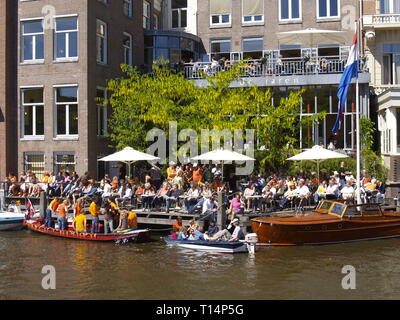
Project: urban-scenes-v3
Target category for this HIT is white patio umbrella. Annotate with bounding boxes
[286,145,348,182]
[277,28,346,47]
[191,149,255,180]
[98,147,160,178]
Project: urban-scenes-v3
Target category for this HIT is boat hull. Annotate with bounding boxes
[0,218,25,231]
[164,237,248,253]
[252,215,400,246]
[26,220,151,243]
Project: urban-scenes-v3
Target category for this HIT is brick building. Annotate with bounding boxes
[0,0,18,180]
[16,0,160,179]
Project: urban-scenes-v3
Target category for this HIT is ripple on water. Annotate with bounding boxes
[2,232,400,299]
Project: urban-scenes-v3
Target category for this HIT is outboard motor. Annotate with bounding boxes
[245,233,258,255]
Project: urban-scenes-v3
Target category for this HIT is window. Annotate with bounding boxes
[21,88,44,138]
[210,0,232,26]
[54,152,76,174]
[24,153,45,179]
[383,44,400,85]
[172,0,187,28]
[381,0,400,14]
[123,0,133,17]
[317,0,340,19]
[97,88,108,137]
[242,37,264,59]
[54,16,78,60]
[123,32,133,65]
[96,19,108,64]
[279,0,301,21]
[55,86,78,137]
[242,0,264,23]
[210,39,231,59]
[21,20,44,62]
[143,1,151,29]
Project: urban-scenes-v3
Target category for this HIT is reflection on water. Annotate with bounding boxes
[1,230,400,300]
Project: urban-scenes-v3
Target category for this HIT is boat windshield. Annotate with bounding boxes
[315,200,347,218]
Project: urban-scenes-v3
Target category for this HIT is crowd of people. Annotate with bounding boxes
[4,160,387,232]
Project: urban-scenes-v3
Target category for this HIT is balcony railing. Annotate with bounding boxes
[184,57,368,80]
[364,13,400,27]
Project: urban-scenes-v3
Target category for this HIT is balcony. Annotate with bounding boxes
[363,14,400,29]
[184,57,370,88]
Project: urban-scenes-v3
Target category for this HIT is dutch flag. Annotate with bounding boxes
[332,29,359,134]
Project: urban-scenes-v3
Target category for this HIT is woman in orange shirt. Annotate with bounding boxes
[57,200,70,230]
[74,198,83,217]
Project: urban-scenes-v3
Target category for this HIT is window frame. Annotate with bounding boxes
[316,0,340,20]
[278,0,302,22]
[20,86,45,140]
[53,15,79,62]
[20,18,45,64]
[54,85,79,139]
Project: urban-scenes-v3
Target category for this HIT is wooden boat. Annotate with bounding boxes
[164,234,258,254]
[252,200,400,246]
[0,205,26,231]
[25,219,151,243]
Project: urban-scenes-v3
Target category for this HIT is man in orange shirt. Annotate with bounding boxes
[57,200,70,230]
[89,196,101,234]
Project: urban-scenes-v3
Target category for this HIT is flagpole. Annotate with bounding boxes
[355,20,361,204]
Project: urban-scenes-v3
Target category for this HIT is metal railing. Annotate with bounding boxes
[184,57,368,80]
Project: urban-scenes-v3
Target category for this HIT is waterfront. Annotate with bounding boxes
[1,230,400,300]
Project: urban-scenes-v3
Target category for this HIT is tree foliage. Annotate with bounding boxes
[106,61,324,172]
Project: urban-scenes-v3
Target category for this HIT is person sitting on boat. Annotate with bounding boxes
[57,199,70,231]
[208,218,244,242]
[187,226,205,241]
[177,226,189,240]
[169,227,179,239]
[204,220,219,239]
[73,209,87,233]
[114,210,129,232]
[45,197,60,228]
[172,217,183,231]
[89,196,101,234]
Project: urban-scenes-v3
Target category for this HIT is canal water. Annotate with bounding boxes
[1,229,400,300]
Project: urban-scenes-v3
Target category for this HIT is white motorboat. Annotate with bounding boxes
[0,205,26,231]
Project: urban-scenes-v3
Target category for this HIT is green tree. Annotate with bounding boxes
[106,62,321,171]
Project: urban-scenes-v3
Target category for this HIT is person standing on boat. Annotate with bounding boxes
[57,199,70,231]
[45,197,60,228]
[89,196,101,233]
[73,210,87,233]
[103,198,118,234]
